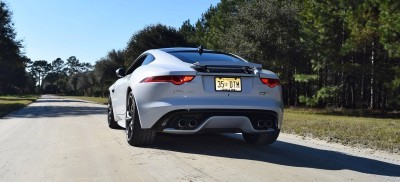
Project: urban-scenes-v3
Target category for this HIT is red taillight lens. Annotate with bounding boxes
[260,78,280,88]
[141,76,195,85]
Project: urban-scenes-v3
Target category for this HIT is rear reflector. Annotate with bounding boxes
[141,76,195,85]
[260,78,280,88]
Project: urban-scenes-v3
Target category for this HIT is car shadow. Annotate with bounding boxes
[152,133,400,177]
[3,98,106,118]
[35,99,88,103]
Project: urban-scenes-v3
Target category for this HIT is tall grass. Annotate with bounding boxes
[283,110,400,153]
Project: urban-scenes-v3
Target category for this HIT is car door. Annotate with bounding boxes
[113,55,148,116]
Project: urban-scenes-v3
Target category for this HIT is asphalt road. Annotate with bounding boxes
[0,95,399,182]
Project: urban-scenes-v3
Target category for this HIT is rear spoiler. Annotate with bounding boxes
[191,61,262,69]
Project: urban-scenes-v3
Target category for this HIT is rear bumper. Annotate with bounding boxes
[135,96,283,133]
[152,109,279,134]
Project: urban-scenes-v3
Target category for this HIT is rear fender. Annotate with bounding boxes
[259,69,279,79]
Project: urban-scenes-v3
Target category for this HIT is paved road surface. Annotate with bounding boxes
[0,95,399,181]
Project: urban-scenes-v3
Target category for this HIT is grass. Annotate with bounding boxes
[282,108,400,153]
[0,95,39,117]
[63,96,108,105]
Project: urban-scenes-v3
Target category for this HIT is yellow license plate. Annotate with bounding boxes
[215,77,242,92]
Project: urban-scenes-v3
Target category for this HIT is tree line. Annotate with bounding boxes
[1,0,399,111]
[28,57,92,95]
[178,0,400,111]
[0,2,31,94]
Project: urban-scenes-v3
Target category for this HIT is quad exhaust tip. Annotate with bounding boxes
[178,119,187,128]
[188,119,198,128]
[266,120,273,127]
[257,120,266,127]
[177,119,198,129]
[257,120,274,128]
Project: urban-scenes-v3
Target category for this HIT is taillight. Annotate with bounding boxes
[260,78,280,88]
[141,76,195,85]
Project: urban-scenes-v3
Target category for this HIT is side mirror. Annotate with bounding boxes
[116,68,126,78]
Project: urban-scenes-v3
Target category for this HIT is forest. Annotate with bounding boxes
[1,0,399,111]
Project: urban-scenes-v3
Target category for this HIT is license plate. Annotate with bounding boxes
[215,77,242,92]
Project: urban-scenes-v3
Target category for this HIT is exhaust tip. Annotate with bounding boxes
[257,120,266,128]
[177,119,187,128]
[266,120,273,128]
[188,119,198,128]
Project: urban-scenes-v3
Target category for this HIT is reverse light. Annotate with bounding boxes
[141,75,195,85]
[260,78,280,88]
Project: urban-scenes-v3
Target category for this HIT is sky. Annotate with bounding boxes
[6,0,220,65]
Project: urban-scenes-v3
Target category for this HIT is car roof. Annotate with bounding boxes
[158,47,212,53]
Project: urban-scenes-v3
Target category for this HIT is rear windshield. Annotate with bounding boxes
[169,51,245,64]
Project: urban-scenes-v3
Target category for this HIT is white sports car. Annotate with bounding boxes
[108,47,283,146]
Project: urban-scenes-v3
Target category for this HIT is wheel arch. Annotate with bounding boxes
[126,86,144,127]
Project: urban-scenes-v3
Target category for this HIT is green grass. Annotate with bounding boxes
[282,109,400,153]
[63,96,108,105]
[0,95,39,117]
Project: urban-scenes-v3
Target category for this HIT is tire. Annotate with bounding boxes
[126,92,156,146]
[107,96,120,129]
[242,129,280,145]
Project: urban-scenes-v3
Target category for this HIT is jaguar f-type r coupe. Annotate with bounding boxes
[108,47,283,146]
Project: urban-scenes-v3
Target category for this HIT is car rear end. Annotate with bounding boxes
[134,50,283,137]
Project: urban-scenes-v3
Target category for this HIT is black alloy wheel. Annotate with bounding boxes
[107,96,120,129]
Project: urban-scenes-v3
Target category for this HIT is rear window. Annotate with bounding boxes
[169,51,245,64]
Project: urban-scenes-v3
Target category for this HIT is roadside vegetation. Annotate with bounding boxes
[283,109,400,153]
[0,95,39,117]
